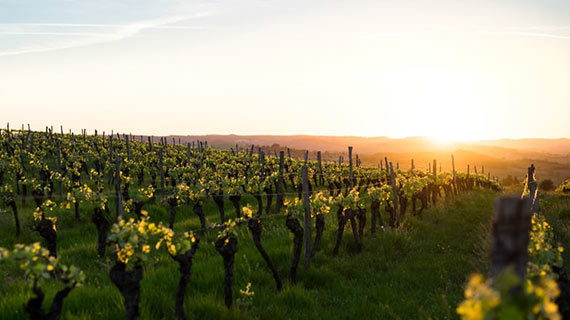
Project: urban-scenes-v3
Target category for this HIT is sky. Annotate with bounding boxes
[1,0,570,140]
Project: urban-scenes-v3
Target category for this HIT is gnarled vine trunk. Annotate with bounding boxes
[229,195,241,219]
[110,262,143,320]
[311,213,325,257]
[248,217,282,291]
[37,219,57,257]
[192,203,207,235]
[171,237,200,320]
[25,285,74,320]
[215,236,238,308]
[285,215,303,283]
[212,193,225,223]
[91,207,110,259]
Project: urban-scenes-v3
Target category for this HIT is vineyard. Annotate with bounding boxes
[0,127,564,319]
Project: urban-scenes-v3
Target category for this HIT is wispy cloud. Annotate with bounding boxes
[361,26,570,42]
[0,14,210,56]
[482,30,570,40]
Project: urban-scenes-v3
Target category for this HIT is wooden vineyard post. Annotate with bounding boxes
[482,166,485,175]
[109,134,114,162]
[527,164,539,213]
[411,159,414,170]
[147,136,152,151]
[186,143,191,166]
[159,148,165,197]
[28,132,34,153]
[304,151,309,163]
[451,154,457,195]
[490,196,532,285]
[348,146,353,189]
[317,151,323,185]
[275,151,285,213]
[125,134,131,161]
[389,162,399,227]
[56,140,63,199]
[287,148,291,159]
[384,157,389,175]
[302,165,312,269]
[115,156,123,219]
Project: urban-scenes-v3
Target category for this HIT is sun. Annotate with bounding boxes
[383,67,491,142]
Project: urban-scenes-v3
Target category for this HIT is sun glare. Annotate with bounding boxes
[375,66,490,142]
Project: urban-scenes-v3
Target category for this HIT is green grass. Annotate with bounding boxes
[0,190,500,319]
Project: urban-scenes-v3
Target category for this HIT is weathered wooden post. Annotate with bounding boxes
[490,196,532,285]
[159,148,165,197]
[348,146,354,189]
[125,134,131,161]
[186,143,191,166]
[411,159,414,170]
[147,136,152,151]
[304,150,309,163]
[56,140,62,199]
[115,156,123,218]
[389,162,399,227]
[28,132,34,153]
[302,165,312,269]
[109,134,114,162]
[276,151,285,213]
[527,164,539,213]
[317,151,323,185]
[482,166,485,175]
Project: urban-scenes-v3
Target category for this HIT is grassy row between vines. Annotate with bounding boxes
[0,189,501,319]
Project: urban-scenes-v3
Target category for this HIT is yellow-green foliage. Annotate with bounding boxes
[0,242,85,289]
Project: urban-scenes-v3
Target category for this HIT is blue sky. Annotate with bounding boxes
[1,0,570,139]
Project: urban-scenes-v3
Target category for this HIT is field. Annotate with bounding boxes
[0,130,567,320]
[0,189,500,319]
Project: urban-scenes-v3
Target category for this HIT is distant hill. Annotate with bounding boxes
[162,134,570,184]
[168,135,569,156]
